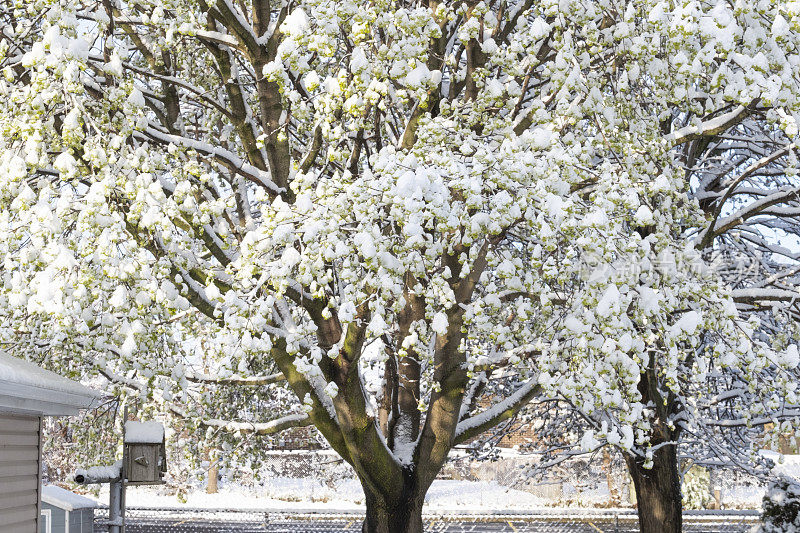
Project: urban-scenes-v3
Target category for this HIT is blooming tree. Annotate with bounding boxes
[2,0,800,532]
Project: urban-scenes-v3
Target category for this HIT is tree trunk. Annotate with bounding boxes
[602,448,621,506]
[625,443,682,533]
[205,446,218,494]
[206,460,219,494]
[361,484,424,533]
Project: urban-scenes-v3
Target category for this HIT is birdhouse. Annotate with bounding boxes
[123,421,167,485]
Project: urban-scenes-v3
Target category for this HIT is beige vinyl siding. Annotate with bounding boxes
[0,414,41,533]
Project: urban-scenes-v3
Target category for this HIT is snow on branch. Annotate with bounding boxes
[137,128,283,195]
[199,413,311,435]
[210,0,261,54]
[184,371,286,386]
[731,288,800,304]
[97,365,145,392]
[193,29,242,50]
[666,103,758,145]
[120,59,232,117]
[704,410,800,428]
[454,378,542,445]
[717,143,795,208]
[99,362,298,435]
[707,187,800,239]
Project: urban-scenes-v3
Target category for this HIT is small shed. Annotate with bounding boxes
[0,351,101,533]
[40,485,96,533]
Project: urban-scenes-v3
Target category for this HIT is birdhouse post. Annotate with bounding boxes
[76,418,167,533]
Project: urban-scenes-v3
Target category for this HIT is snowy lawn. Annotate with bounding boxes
[81,452,800,512]
[85,473,773,511]
[90,478,547,512]
[719,452,800,508]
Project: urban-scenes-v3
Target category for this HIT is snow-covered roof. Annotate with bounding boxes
[41,485,98,511]
[0,351,102,416]
[125,420,165,443]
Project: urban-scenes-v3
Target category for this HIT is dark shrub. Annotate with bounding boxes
[759,476,800,533]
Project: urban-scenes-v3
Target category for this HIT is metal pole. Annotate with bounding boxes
[121,405,128,533]
[121,478,127,533]
[109,479,122,533]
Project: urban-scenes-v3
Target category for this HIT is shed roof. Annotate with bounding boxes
[41,485,98,511]
[0,351,102,416]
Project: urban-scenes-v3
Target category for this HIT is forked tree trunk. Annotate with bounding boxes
[625,443,682,533]
[361,483,424,533]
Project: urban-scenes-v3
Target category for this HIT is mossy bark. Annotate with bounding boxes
[625,442,682,533]
[361,481,424,533]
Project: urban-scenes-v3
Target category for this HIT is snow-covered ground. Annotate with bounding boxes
[86,475,756,511]
[90,478,547,512]
[763,451,800,479]
[78,453,800,512]
[721,486,764,509]
[720,451,800,508]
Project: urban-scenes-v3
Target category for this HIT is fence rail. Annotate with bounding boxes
[94,506,761,532]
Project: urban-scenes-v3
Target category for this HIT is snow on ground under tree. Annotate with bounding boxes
[93,479,547,511]
[78,452,800,511]
[86,475,755,511]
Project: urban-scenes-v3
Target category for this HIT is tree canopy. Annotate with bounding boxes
[3,0,800,531]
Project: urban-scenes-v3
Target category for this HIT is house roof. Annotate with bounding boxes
[0,351,102,416]
[41,485,98,511]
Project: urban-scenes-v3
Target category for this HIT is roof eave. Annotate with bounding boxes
[0,380,102,416]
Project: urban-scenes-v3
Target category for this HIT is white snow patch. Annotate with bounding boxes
[431,312,449,335]
[102,478,546,511]
[673,310,702,336]
[42,485,98,510]
[633,205,654,226]
[125,421,165,443]
[779,345,800,368]
[0,351,101,399]
[75,461,122,483]
[596,285,620,318]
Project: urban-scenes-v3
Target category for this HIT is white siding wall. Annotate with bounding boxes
[0,414,41,533]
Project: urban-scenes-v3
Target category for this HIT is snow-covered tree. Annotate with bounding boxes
[515,3,800,531]
[3,1,800,532]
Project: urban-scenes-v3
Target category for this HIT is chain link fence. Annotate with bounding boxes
[93,507,761,532]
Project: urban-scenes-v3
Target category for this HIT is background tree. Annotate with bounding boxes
[516,3,800,532]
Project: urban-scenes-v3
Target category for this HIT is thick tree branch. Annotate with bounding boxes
[454,379,542,445]
[666,102,759,145]
[185,371,286,386]
[198,413,311,434]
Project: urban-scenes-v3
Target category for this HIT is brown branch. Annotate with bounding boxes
[666,101,760,146]
[454,380,542,445]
